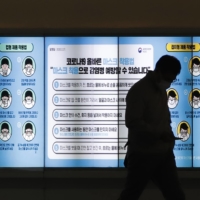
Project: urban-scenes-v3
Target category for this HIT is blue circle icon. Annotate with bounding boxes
[54,111,59,118]
[54,96,59,103]
[54,144,59,151]
[138,47,142,53]
[54,81,59,88]
[54,128,59,134]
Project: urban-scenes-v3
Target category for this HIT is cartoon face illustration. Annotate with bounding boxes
[22,90,35,109]
[23,123,35,141]
[0,58,11,77]
[0,123,11,141]
[0,90,12,109]
[167,90,178,109]
[190,57,200,76]
[178,122,190,142]
[190,90,200,109]
[23,58,35,76]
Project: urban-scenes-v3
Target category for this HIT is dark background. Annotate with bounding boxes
[1,0,200,36]
[1,0,200,199]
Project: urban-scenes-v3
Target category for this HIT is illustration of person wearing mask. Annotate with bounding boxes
[23,122,35,141]
[22,90,35,109]
[0,58,11,77]
[23,58,35,76]
[189,57,200,76]
[178,122,190,142]
[0,90,12,109]
[0,122,11,141]
[167,90,178,109]
[190,90,200,109]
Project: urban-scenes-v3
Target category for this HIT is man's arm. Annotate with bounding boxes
[125,87,170,140]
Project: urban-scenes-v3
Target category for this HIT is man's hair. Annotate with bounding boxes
[1,90,9,98]
[168,90,176,98]
[155,55,181,75]
[180,123,188,131]
[192,90,200,98]
[25,58,33,66]
[25,123,33,130]
[191,58,200,68]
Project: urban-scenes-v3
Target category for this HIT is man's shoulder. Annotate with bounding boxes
[130,75,151,90]
[126,76,149,98]
[127,74,158,100]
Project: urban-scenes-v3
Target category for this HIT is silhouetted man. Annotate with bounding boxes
[118,55,185,200]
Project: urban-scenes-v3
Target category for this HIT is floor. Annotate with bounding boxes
[0,169,200,200]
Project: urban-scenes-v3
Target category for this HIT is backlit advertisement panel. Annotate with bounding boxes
[0,37,44,167]
[1,36,200,168]
[45,37,119,167]
[192,37,200,167]
[119,37,193,167]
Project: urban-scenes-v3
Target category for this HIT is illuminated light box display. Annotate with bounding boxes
[45,37,119,167]
[0,37,44,167]
[0,36,199,167]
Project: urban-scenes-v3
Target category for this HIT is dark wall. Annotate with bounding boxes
[1,0,200,35]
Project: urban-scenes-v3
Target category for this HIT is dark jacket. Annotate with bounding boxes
[125,71,175,157]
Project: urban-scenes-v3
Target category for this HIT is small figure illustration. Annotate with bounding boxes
[0,58,11,77]
[23,122,35,141]
[23,90,35,109]
[23,58,35,76]
[190,90,200,109]
[178,122,190,142]
[0,90,12,109]
[0,122,11,141]
[167,90,178,109]
[189,57,200,76]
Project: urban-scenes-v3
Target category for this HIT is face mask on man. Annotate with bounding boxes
[25,97,32,104]
[193,98,200,105]
[2,69,8,76]
[25,65,33,75]
[2,130,9,137]
[2,97,9,106]
[193,64,200,72]
[168,97,175,105]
